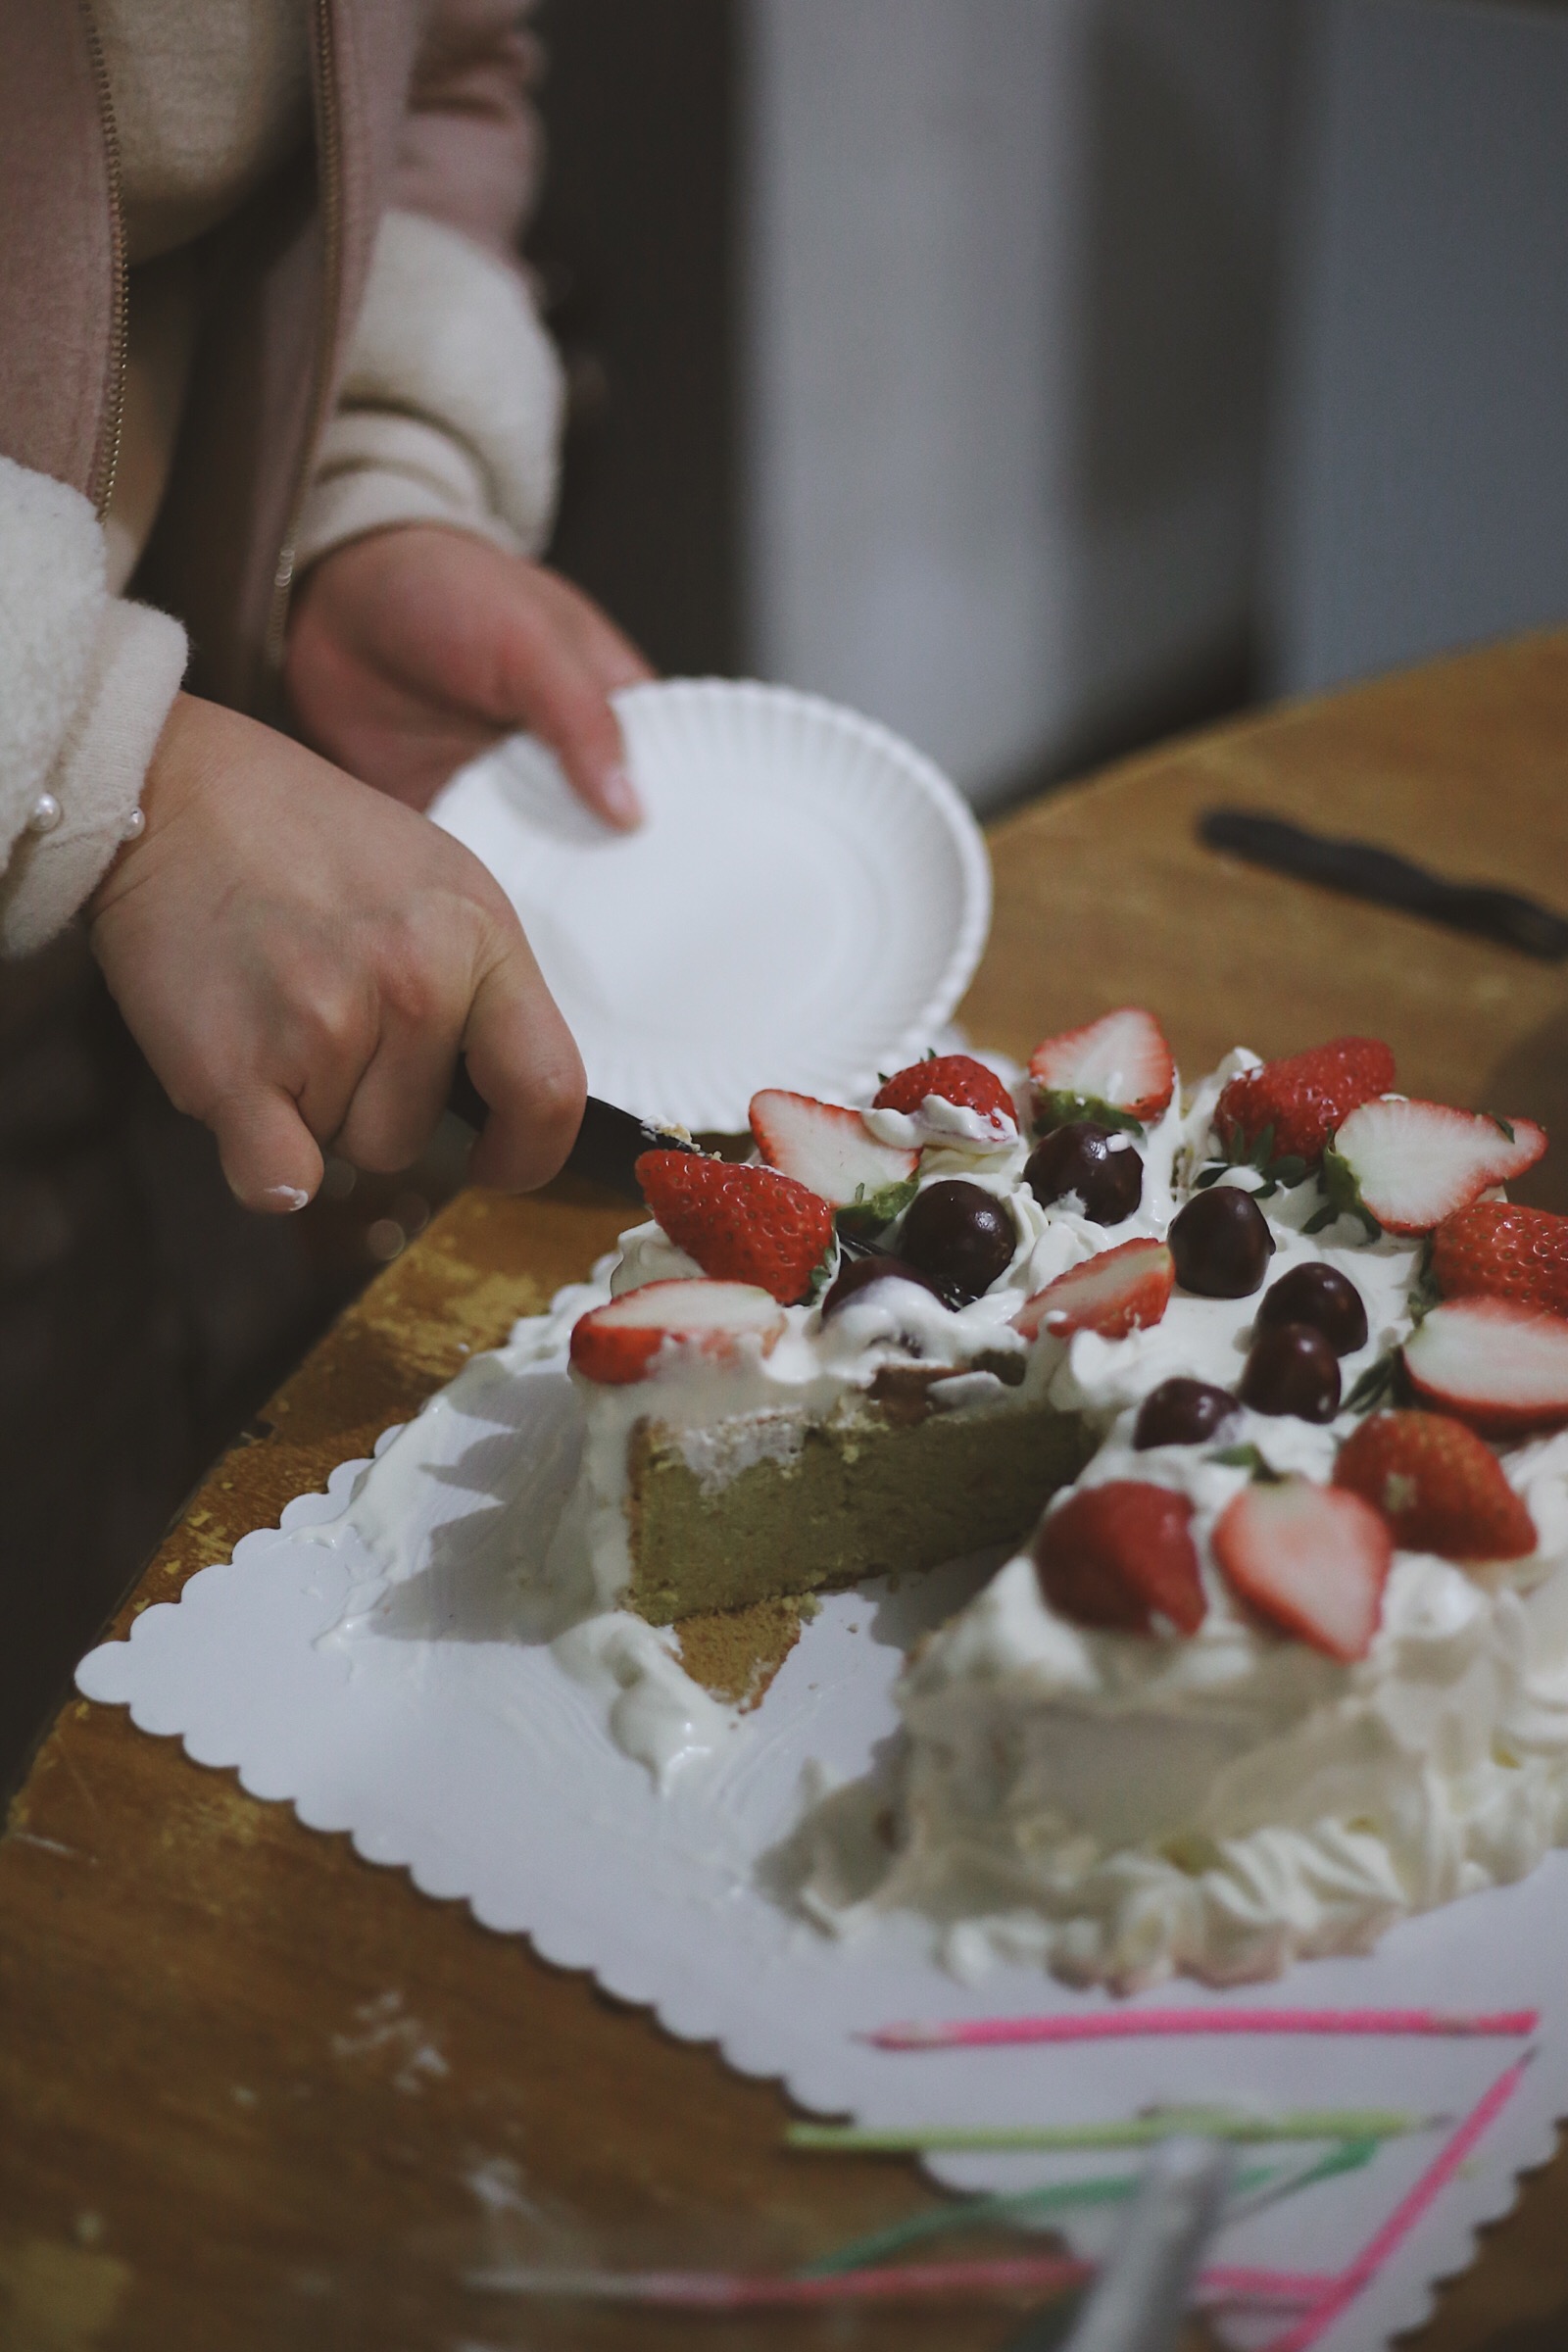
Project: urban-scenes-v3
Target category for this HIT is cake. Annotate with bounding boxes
[563,1008,1568,1984]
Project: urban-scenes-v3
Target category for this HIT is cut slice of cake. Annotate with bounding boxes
[565,1028,1182,1625]
[622,1375,1092,1625]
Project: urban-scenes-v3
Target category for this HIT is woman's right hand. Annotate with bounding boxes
[88,692,584,1211]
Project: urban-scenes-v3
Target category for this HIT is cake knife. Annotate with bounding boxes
[445,1063,699,1200]
[1199,807,1568,959]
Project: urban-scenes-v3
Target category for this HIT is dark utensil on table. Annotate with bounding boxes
[1199,808,1568,960]
[446,1065,698,1200]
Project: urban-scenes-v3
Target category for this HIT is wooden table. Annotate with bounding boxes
[6,631,1568,2350]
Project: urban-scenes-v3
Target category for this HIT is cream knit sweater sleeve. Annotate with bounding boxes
[295,208,565,571]
[0,456,187,957]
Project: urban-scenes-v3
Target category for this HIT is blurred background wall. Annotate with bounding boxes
[1268,0,1568,698]
[538,0,1568,804]
[743,0,1295,804]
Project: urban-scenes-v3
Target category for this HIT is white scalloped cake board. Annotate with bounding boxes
[77,1329,1568,2351]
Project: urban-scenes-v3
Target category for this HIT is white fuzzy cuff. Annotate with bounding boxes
[0,601,187,956]
[296,412,523,573]
[0,456,105,864]
[298,208,564,567]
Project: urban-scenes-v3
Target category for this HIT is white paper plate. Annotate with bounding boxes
[429,679,991,1132]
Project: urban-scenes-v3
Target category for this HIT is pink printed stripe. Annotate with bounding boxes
[466,2256,1337,2311]
[867,2007,1538,2051]
[1259,2056,1530,2352]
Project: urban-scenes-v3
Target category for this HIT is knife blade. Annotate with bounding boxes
[1199,808,1568,960]
[446,1065,700,1200]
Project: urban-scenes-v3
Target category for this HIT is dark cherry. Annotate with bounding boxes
[1255,1262,1368,1357]
[1133,1378,1238,1450]
[1025,1121,1143,1227]
[897,1180,1017,1304]
[1168,1187,1275,1298]
[1239,1323,1342,1422]
[821,1252,946,1321]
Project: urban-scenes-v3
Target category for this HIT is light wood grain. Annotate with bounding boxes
[6,631,1568,2350]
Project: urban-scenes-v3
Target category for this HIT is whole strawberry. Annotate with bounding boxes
[1335,1408,1536,1562]
[873,1054,1017,1132]
[1214,1037,1395,1166]
[1033,1480,1205,1635]
[1432,1200,1568,1318]
[635,1151,835,1305]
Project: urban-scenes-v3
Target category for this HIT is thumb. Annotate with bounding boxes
[206,1085,325,1214]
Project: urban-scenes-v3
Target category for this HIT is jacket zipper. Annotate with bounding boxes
[79,1,128,519]
[265,0,345,677]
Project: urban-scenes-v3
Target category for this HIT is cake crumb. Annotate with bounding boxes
[674,1594,808,1708]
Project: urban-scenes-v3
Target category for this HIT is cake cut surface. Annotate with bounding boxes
[624,1388,1091,1624]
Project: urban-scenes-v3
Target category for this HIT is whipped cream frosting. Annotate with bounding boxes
[794,1057,1568,1987]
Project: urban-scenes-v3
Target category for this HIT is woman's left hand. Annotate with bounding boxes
[284,523,655,827]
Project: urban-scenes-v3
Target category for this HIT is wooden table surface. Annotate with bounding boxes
[7,632,1568,2351]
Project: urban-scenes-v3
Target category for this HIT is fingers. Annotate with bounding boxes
[499,573,655,834]
[333,1001,458,1175]
[563,584,657,697]
[207,1086,325,1213]
[461,938,586,1193]
[521,656,643,831]
[292,527,658,831]
[331,864,584,1193]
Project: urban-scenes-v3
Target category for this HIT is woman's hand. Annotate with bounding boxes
[283,524,655,824]
[89,693,584,1210]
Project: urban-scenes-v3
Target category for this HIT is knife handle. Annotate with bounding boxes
[445,1064,697,1201]
[446,1060,491,1135]
[1199,808,1568,961]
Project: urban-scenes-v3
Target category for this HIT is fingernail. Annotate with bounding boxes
[600,764,643,829]
[266,1184,312,1212]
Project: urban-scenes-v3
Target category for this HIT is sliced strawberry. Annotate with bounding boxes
[569,1279,786,1385]
[635,1151,835,1306]
[1214,1036,1395,1166]
[1014,1237,1174,1343]
[1212,1479,1392,1662]
[1334,1408,1536,1562]
[871,1054,1018,1138]
[1033,1480,1205,1635]
[1327,1099,1548,1235]
[1431,1200,1568,1317]
[1028,1007,1175,1130]
[1402,1298,1568,1437]
[749,1089,918,1212]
